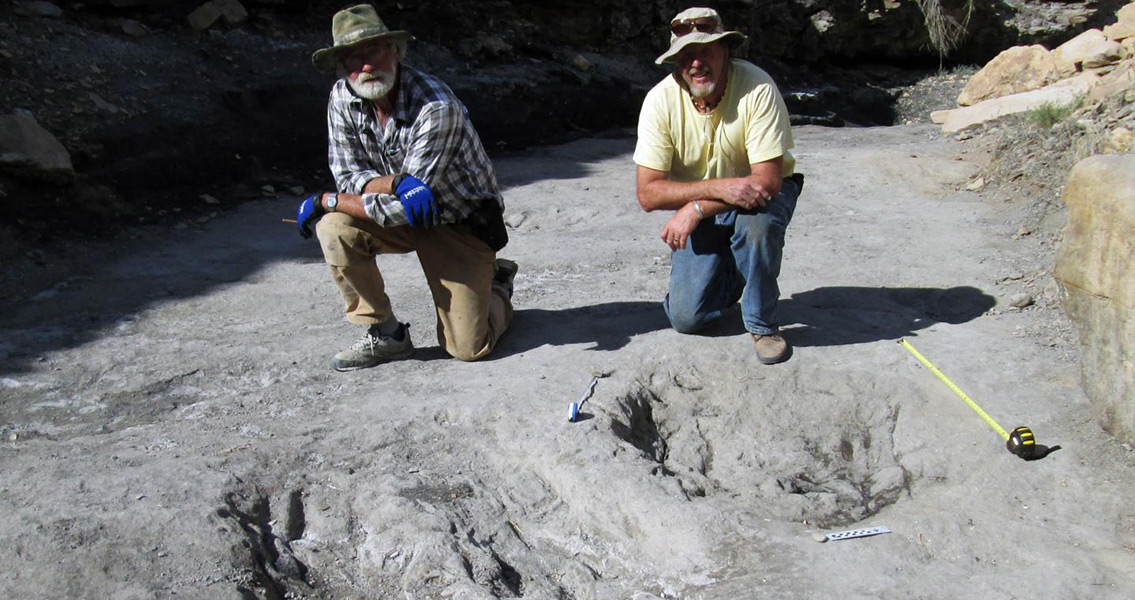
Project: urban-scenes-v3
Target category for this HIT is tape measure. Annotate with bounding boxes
[1007,426,1037,459]
[900,339,1042,460]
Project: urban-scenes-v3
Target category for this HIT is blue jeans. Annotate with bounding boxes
[664,176,801,336]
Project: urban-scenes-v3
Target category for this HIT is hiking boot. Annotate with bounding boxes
[331,323,414,371]
[493,258,519,299]
[752,331,791,365]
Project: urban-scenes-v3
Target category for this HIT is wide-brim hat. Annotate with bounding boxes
[312,4,414,73]
[655,7,747,65]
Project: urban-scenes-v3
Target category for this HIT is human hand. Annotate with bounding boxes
[660,203,702,251]
[717,177,772,210]
[297,193,326,239]
[393,174,438,227]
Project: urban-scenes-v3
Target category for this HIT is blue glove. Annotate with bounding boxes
[297,194,325,239]
[393,174,438,228]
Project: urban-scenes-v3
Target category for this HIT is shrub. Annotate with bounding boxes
[1029,100,1080,129]
[917,0,975,62]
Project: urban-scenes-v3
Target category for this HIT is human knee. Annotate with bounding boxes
[317,213,367,264]
[446,339,491,362]
[668,309,709,334]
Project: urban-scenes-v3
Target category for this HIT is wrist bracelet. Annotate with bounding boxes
[692,200,705,219]
[391,173,407,194]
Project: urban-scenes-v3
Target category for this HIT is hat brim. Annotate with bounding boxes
[655,31,747,65]
[312,30,414,73]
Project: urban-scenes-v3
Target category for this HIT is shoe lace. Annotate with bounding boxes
[351,332,381,352]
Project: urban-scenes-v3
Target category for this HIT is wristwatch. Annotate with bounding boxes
[324,193,338,212]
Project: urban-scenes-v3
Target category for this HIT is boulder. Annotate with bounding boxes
[1055,155,1135,445]
[1081,44,1126,69]
[214,0,248,26]
[1103,2,1135,42]
[0,111,75,183]
[1052,29,1123,77]
[186,2,222,30]
[1087,60,1135,104]
[936,74,1094,133]
[1104,127,1134,153]
[187,0,245,30]
[957,45,1058,106]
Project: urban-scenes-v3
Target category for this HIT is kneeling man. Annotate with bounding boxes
[299,4,515,371]
[634,7,803,365]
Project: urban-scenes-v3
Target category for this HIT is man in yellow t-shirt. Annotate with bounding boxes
[634,7,803,365]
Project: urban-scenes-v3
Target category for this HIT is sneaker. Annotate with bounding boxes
[493,258,519,299]
[752,331,791,365]
[331,323,414,371]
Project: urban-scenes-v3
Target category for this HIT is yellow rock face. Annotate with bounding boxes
[1055,155,1135,444]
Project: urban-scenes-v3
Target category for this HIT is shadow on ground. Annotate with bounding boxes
[702,285,996,346]
[782,285,997,346]
[489,301,670,358]
[0,136,647,377]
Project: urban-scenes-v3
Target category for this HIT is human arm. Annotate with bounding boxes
[324,84,435,227]
[636,158,783,214]
[351,102,461,227]
[294,191,370,238]
[641,159,784,250]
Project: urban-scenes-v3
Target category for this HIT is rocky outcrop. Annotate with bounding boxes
[1103,1,1135,40]
[1053,29,1123,76]
[933,1,1135,132]
[1055,155,1135,445]
[957,45,1057,106]
[931,74,1095,132]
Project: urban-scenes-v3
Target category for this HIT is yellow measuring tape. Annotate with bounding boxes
[899,339,1010,441]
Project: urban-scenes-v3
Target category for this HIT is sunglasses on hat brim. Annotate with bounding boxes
[670,16,721,36]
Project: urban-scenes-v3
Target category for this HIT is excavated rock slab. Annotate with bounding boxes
[1056,154,1135,444]
[957,45,1058,107]
[933,74,1095,132]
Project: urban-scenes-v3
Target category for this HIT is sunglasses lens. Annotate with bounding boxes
[670,18,718,36]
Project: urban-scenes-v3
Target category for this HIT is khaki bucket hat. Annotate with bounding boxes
[655,7,747,65]
[311,4,414,73]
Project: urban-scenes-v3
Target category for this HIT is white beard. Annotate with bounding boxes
[688,80,716,99]
[686,68,717,99]
[347,70,395,100]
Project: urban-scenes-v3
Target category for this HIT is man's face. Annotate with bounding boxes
[341,39,399,100]
[675,41,728,100]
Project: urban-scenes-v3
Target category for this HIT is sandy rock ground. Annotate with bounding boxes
[2,125,1135,599]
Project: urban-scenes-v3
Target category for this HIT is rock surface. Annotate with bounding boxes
[0,111,75,183]
[1055,154,1135,445]
[934,2,1135,132]
[3,125,1133,599]
[1053,29,1123,76]
[1103,1,1135,41]
[933,74,1095,133]
[957,44,1058,106]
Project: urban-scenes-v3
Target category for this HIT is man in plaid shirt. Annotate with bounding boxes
[298,4,516,371]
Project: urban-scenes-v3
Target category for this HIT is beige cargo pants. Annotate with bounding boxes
[315,212,513,362]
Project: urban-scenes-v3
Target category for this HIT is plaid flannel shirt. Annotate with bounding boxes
[326,65,503,228]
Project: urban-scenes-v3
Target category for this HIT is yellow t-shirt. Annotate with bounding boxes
[634,59,795,181]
